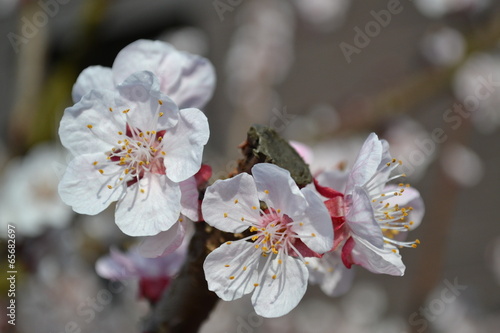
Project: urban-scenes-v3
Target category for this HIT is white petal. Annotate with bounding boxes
[345,133,383,193]
[117,71,179,131]
[252,163,306,217]
[115,174,181,236]
[294,187,333,254]
[165,51,216,109]
[202,173,261,233]
[203,240,260,301]
[351,236,405,276]
[346,186,384,248]
[162,108,209,182]
[384,185,425,230]
[307,252,354,297]
[72,66,114,103]
[138,220,185,258]
[112,39,215,109]
[252,256,308,318]
[58,153,125,215]
[179,176,200,221]
[59,89,127,156]
[113,39,182,93]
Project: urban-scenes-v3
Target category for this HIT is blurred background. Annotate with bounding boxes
[1,0,500,332]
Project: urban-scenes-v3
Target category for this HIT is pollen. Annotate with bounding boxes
[229,276,235,280]
[242,266,247,271]
[158,100,163,105]
[234,199,239,204]
[118,131,123,135]
[272,275,277,280]
[252,206,257,210]
[278,259,282,264]
[98,169,104,174]
[223,213,228,218]
[109,107,113,112]
[264,190,269,194]
[87,124,93,129]
[159,112,164,117]
[392,249,397,253]
[226,241,232,245]
[254,283,259,287]
[92,161,98,166]
[122,109,130,114]
[161,151,166,156]
[107,185,112,189]
[140,189,145,194]
[224,264,230,267]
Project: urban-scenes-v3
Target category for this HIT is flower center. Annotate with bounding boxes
[107,124,167,186]
[249,210,295,257]
[86,101,168,194]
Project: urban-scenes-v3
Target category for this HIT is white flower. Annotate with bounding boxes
[72,39,216,109]
[58,71,209,237]
[202,163,333,318]
[316,133,424,276]
[0,143,73,238]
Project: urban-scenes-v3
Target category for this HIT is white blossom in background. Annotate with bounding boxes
[225,0,295,114]
[0,142,73,238]
[96,239,188,302]
[202,163,333,317]
[315,133,424,276]
[440,143,484,187]
[382,117,436,181]
[58,71,209,239]
[292,0,350,33]
[420,26,466,67]
[413,0,490,18]
[72,39,216,110]
[453,52,500,133]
